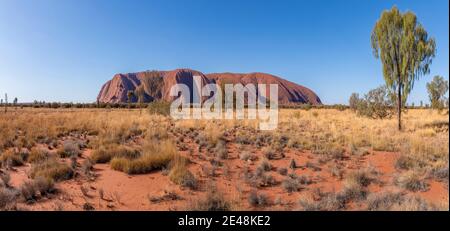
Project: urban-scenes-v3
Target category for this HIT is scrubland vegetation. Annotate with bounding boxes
[0,106,448,211]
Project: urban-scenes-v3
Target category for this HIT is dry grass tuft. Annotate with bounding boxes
[30,158,74,181]
[91,144,140,163]
[110,140,176,174]
[168,155,197,190]
[187,186,231,211]
[28,148,50,163]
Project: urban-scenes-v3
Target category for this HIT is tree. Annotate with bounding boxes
[426,75,449,110]
[371,6,436,130]
[349,93,361,111]
[134,85,146,115]
[127,90,135,109]
[4,93,7,113]
[13,97,18,109]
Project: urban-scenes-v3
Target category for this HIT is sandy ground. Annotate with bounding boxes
[5,132,448,211]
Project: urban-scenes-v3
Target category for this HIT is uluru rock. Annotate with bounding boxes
[97,68,322,105]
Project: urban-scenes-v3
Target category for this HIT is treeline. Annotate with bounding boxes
[11,101,443,110]
[15,101,149,109]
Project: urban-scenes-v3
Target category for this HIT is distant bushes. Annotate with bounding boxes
[349,85,394,119]
[20,101,151,109]
[147,101,171,116]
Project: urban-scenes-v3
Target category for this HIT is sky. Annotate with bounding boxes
[0,0,448,104]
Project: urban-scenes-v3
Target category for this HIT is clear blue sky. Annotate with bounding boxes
[0,0,448,104]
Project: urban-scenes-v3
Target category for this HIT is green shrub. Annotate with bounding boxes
[355,85,394,119]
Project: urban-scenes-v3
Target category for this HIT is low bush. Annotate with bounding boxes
[0,172,11,187]
[213,140,228,160]
[366,191,404,211]
[30,158,74,181]
[187,187,231,211]
[394,171,429,192]
[20,177,55,202]
[263,147,276,160]
[352,85,394,119]
[0,188,16,209]
[298,193,346,211]
[345,170,373,187]
[367,191,438,211]
[91,144,140,163]
[282,177,300,193]
[28,148,50,163]
[57,140,82,158]
[239,151,256,162]
[257,158,272,172]
[248,191,269,207]
[169,156,197,190]
[0,149,24,167]
[110,140,176,174]
[81,158,94,177]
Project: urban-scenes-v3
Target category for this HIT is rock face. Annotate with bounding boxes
[97,68,322,105]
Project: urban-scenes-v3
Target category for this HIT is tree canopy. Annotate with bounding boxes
[426,75,449,109]
[371,6,435,129]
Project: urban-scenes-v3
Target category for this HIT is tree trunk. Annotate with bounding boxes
[397,80,402,131]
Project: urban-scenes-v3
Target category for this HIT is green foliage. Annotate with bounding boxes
[127,90,135,104]
[371,6,436,129]
[426,75,449,110]
[349,93,361,111]
[355,86,394,119]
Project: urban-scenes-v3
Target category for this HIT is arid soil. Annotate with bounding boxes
[0,108,448,211]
